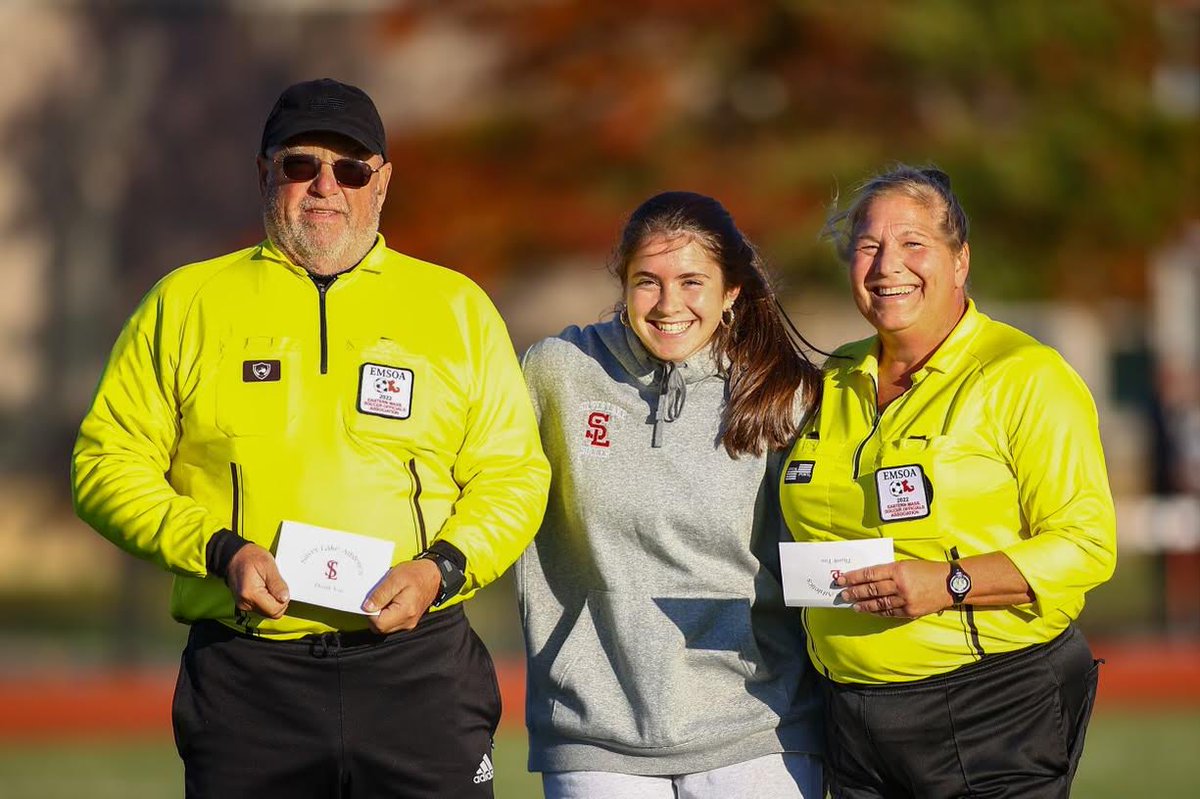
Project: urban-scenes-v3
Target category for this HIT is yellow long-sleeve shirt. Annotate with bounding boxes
[781,301,1116,684]
[73,236,550,639]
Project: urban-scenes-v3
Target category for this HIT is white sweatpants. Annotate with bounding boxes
[542,753,823,799]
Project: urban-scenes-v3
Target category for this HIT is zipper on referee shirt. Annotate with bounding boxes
[852,375,882,480]
[309,273,337,375]
[230,462,254,631]
[407,458,428,551]
[800,608,832,679]
[229,462,244,536]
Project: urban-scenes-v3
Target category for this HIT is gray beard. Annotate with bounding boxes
[262,187,382,275]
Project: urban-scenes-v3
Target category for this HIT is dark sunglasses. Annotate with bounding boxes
[276,154,383,188]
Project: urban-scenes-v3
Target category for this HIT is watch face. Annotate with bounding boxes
[949,572,971,595]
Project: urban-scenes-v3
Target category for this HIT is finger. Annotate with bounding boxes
[250,586,288,619]
[841,580,898,603]
[839,565,891,586]
[371,607,410,635]
[371,598,421,634]
[264,569,290,606]
[246,556,289,617]
[854,593,906,616]
[234,589,276,618]
[362,570,401,615]
[231,574,265,612]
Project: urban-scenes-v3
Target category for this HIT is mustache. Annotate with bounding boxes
[297,199,349,214]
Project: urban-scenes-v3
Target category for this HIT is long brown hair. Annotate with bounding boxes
[612,191,823,457]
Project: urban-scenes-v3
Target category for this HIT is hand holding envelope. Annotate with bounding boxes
[274,521,395,615]
[778,539,896,607]
[226,543,290,619]
[360,557,444,634]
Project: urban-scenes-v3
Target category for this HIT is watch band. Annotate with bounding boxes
[947,559,972,605]
[417,548,467,607]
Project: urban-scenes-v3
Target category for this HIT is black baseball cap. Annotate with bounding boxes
[260,78,387,158]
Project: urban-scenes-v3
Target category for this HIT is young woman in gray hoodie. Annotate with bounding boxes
[518,192,826,798]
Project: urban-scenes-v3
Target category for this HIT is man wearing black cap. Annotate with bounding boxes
[72,78,550,797]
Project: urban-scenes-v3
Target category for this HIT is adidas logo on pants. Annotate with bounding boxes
[474,753,494,784]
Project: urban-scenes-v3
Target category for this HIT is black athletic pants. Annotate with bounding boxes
[172,606,502,798]
[822,625,1101,799]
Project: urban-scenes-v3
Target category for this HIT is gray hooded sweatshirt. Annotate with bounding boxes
[517,318,823,775]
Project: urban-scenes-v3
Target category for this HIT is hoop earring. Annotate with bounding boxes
[618,304,629,327]
[721,306,735,328]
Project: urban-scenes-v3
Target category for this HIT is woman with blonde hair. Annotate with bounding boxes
[782,165,1116,798]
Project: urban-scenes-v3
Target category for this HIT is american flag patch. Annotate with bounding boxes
[784,460,815,484]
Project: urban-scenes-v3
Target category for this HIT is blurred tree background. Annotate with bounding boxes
[376,0,1197,302]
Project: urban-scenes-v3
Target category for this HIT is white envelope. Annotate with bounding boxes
[274,520,396,615]
[779,539,896,608]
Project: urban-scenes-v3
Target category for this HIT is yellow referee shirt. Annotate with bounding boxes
[73,236,550,639]
[781,301,1116,684]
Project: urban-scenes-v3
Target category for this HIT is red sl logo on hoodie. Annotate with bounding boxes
[585,411,611,448]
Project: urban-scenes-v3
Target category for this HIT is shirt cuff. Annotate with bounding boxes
[425,538,468,573]
[205,529,250,579]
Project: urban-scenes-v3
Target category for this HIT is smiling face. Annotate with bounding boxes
[849,190,970,351]
[623,234,740,363]
[258,132,392,275]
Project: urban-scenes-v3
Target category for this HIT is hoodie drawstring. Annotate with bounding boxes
[652,361,687,447]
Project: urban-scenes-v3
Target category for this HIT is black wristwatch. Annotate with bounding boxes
[417,548,467,607]
[947,560,972,605]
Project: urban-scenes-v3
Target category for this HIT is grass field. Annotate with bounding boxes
[0,710,1196,798]
[0,728,539,799]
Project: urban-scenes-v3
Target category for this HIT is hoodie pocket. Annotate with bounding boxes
[547,590,784,750]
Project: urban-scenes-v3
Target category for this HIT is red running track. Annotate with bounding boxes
[1,639,1197,742]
